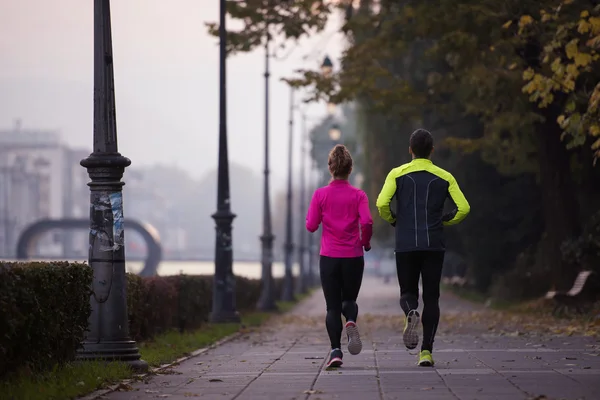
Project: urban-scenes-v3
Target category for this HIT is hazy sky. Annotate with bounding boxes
[0,0,345,189]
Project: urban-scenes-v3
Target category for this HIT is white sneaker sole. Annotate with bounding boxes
[403,310,420,350]
[327,357,343,368]
[346,322,362,355]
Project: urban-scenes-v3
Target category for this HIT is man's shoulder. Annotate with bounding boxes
[426,163,456,183]
[387,163,412,178]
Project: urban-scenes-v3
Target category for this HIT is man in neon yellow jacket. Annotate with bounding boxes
[376,129,470,367]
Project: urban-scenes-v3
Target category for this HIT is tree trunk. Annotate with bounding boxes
[535,111,581,290]
[578,140,600,219]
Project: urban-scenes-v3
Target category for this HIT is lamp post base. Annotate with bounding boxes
[209,310,241,323]
[77,340,149,372]
[257,233,278,312]
[281,277,296,302]
[256,299,278,312]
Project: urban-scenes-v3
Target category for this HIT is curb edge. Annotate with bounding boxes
[79,331,243,400]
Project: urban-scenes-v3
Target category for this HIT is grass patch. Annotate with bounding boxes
[0,362,131,400]
[140,323,241,367]
[442,284,517,310]
[442,284,487,304]
[0,296,310,400]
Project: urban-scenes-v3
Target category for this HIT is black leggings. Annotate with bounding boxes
[395,251,445,352]
[320,255,365,350]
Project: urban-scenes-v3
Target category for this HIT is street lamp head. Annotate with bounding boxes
[327,102,336,115]
[321,55,333,77]
[328,124,341,141]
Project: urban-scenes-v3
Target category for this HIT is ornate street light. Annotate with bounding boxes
[321,55,333,77]
[329,124,342,141]
[210,0,240,323]
[77,0,147,371]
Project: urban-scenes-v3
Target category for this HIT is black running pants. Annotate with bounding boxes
[320,255,365,350]
[395,251,445,352]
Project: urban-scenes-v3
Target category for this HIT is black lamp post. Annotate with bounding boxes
[321,55,333,77]
[281,87,296,302]
[257,30,278,311]
[77,0,147,371]
[306,159,317,287]
[296,112,308,294]
[210,0,240,323]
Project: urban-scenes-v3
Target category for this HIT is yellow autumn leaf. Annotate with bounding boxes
[522,80,537,95]
[541,10,552,23]
[592,137,600,150]
[579,19,591,34]
[563,78,576,92]
[581,10,590,18]
[566,63,579,76]
[589,17,600,34]
[502,20,513,29]
[565,39,580,59]
[590,125,600,136]
[522,67,535,80]
[574,52,593,66]
[557,115,566,125]
[519,15,534,28]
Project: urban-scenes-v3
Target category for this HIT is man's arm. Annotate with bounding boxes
[443,175,470,226]
[376,170,398,224]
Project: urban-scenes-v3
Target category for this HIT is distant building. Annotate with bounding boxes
[0,120,89,258]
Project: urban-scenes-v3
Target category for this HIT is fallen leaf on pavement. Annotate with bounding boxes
[115,383,134,392]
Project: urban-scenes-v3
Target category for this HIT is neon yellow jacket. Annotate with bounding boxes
[376,158,470,251]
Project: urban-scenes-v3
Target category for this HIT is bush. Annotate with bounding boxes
[1,262,282,380]
[561,210,600,275]
[489,244,553,302]
[128,274,283,341]
[0,262,92,378]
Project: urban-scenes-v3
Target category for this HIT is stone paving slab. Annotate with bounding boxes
[98,276,600,400]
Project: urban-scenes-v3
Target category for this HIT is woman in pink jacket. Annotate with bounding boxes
[306,144,373,368]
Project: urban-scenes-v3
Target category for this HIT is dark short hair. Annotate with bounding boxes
[409,129,434,158]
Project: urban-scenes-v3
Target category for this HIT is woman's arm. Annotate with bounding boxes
[358,191,373,247]
[305,190,322,233]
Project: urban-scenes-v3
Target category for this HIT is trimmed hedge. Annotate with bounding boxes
[0,262,92,378]
[0,261,282,379]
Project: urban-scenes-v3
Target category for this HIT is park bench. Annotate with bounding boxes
[545,270,599,316]
[442,275,466,287]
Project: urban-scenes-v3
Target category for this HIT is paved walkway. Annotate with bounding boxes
[101,276,600,400]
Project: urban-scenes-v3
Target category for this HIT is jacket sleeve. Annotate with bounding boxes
[376,170,397,224]
[442,175,470,226]
[358,191,373,247]
[305,190,322,232]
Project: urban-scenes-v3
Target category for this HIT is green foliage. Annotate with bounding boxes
[205,0,330,55]
[516,2,600,162]
[0,262,92,378]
